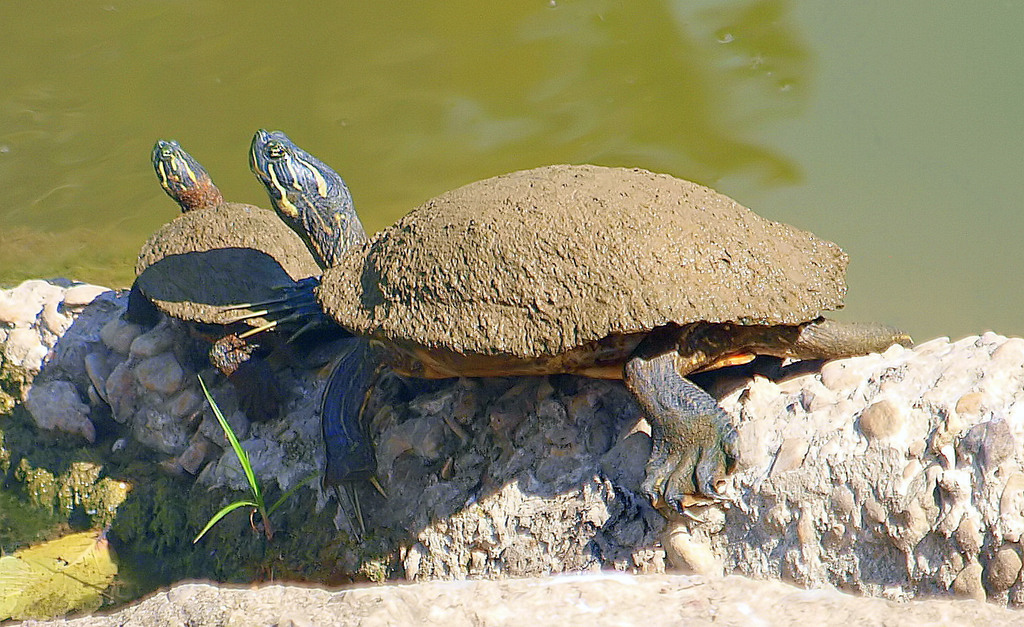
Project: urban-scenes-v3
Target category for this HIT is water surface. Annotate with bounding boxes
[1,1,1021,341]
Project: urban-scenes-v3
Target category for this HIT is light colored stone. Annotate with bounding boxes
[24,380,95,442]
[2,327,48,371]
[63,283,111,308]
[858,399,904,441]
[665,526,723,576]
[952,562,986,601]
[986,546,1022,592]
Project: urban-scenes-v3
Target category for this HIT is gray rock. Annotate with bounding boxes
[99,317,142,355]
[134,353,184,395]
[24,380,95,442]
[129,320,176,358]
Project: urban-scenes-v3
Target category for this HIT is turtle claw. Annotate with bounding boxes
[625,351,737,515]
[642,436,734,515]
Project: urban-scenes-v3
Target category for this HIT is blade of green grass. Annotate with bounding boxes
[198,375,263,508]
[192,500,258,543]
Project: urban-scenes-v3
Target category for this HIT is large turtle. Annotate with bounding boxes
[250,136,910,513]
[127,139,339,420]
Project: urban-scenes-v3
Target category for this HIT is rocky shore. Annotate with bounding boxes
[4,277,1024,622]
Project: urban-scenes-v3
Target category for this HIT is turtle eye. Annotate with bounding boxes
[266,141,287,160]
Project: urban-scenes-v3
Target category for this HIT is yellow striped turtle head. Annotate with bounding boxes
[249,129,366,268]
[152,140,224,212]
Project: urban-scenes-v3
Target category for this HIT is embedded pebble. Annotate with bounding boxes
[770,437,808,476]
[986,547,1023,592]
[24,380,95,442]
[857,399,904,441]
[177,434,216,475]
[956,392,986,416]
[952,562,986,600]
[134,353,185,394]
[167,387,203,420]
[664,526,723,576]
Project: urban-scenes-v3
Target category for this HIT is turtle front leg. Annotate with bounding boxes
[624,352,736,512]
[209,334,282,422]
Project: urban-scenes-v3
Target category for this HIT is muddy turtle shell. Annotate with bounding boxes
[135,202,321,325]
[318,165,849,358]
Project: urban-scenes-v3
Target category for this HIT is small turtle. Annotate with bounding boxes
[126,139,328,420]
[250,143,910,512]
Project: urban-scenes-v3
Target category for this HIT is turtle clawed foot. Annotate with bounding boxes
[642,429,736,515]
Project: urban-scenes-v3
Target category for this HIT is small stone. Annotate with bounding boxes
[105,361,138,423]
[958,420,1015,471]
[133,407,189,455]
[664,525,723,576]
[129,321,176,357]
[177,435,215,475]
[84,351,113,402]
[985,546,1022,592]
[990,337,1024,369]
[858,400,904,441]
[167,387,203,420]
[100,317,143,354]
[820,360,864,393]
[954,516,978,557]
[956,392,985,416]
[24,381,95,442]
[135,353,185,395]
[63,284,110,308]
[199,409,250,447]
[3,327,47,371]
[770,437,809,476]
[951,562,986,600]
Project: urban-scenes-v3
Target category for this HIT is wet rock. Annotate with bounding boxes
[24,380,95,442]
[176,434,216,475]
[84,350,113,403]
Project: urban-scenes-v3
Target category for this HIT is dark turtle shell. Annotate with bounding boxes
[135,202,321,325]
[318,165,849,359]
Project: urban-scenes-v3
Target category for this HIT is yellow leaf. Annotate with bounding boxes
[0,530,118,621]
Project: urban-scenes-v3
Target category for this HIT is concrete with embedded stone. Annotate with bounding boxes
[8,277,1024,610]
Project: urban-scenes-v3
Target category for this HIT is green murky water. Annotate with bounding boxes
[1,1,1022,341]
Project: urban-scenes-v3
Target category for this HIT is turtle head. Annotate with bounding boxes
[249,129,367,269]
[152,140,224,212]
